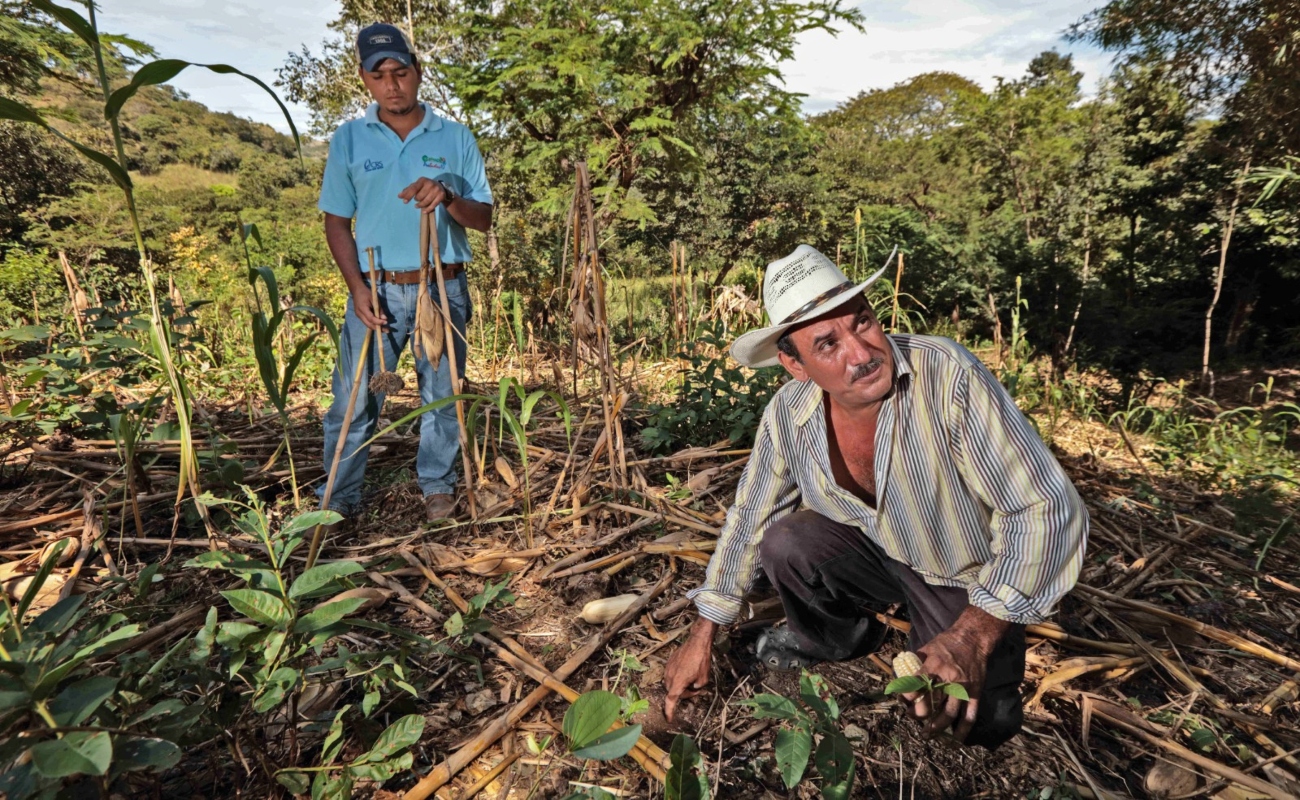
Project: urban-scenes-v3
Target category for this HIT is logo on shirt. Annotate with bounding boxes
[421,155,446,170]
[364,159,384,172]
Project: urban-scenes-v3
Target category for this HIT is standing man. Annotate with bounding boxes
[317,22,493,524]
[662,245,1087,749]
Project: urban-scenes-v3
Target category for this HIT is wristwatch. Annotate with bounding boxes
[437,180,457,207]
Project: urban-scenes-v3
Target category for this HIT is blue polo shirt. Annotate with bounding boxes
[319,103,492,270]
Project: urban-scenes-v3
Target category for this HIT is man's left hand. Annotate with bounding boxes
[399,177,450,211]
[900,606,1009,743]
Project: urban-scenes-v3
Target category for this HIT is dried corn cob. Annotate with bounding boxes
[893,651,923,678]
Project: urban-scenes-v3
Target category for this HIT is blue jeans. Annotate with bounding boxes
[317,272,470,513]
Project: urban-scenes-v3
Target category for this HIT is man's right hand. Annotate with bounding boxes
[664,617,716,722]
[350,283,389,331]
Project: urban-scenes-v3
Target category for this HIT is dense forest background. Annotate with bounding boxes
[4,0,1297,403]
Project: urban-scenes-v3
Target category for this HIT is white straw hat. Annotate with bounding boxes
[730,244,896,368]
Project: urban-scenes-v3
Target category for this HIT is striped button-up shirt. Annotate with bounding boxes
[688,334,1087,626]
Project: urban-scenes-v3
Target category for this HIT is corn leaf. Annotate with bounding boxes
[0,97,132,192]
[104,60,302,163]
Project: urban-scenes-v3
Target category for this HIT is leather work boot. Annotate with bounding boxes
[424,493,457,523]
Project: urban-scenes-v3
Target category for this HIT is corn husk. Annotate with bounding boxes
[413,271,446,365]
[580,594,639,624]
[465,552,530,577]
[495,457,518,490]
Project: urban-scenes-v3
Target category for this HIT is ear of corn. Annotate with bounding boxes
[893,651,923,677]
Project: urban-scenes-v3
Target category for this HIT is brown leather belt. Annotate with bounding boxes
[366,264,464,285]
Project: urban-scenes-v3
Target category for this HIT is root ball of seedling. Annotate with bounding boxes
[368,371,405,396]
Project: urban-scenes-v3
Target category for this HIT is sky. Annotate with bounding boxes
[95,0,1116,135]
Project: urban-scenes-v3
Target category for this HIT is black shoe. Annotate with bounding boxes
[756,627,820,671]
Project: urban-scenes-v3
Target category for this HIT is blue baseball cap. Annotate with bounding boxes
[356,23,415,72]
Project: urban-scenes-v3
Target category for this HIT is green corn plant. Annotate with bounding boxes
[740,671,855,800]
[242,222,338,507]
[1,0,301,537]
[360,377,572,546]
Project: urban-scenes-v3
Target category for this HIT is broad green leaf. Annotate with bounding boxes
[253,667,300,713]
[357,714,424,763]
[114,737,181,773]
[563,690,623,750]
[348,751,412,783]
[281,510,343,539]
[664,734,709,800]
[30,731,112,778]
[288,562,363,599]
[799,671,840,722]
[775,727,812,789]
[0,325,50,342]
[571,724,642,761]
[740,693,799,721]
[321,704,351,763]
[277,771,310,794]
[884,675,929,695]
[221,588,292,629]
[104,60,302,163]
[813,731,854,800]
[941,683,970,701]
[49,676,118,726]
[295,596,368,634]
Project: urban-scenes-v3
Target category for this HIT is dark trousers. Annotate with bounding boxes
[759,510,1026,750]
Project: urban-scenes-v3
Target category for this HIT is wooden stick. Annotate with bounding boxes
[0,492,174,535]
[305,324,373,569]
[403,568,676,800]
[427,211,479,520]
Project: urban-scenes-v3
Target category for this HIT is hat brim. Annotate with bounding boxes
[730,261,891,368]
[362,51,413,72]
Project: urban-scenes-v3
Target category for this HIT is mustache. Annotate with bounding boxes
[850,357,885,383]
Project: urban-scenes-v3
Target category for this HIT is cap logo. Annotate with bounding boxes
[369,34,394,45]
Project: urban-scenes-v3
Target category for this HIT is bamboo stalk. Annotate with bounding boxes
[403,568,676,800]
[305,325,373,569]
[427,211,479,520]
[453,752,519,800]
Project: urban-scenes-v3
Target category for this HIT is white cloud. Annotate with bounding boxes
[95,0,337,135]
[786,0,1115,114]
[91,0,1116,131]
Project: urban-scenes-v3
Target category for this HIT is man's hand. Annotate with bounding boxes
[664,617,716,722]
[900,606,1010,743]
[349,282,389,331]
[398,177,450,211]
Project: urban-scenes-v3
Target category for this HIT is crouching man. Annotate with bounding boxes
[663,245,1087,749]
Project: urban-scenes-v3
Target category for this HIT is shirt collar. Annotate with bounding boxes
[363,102,443,134]
[791,334,914,427]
